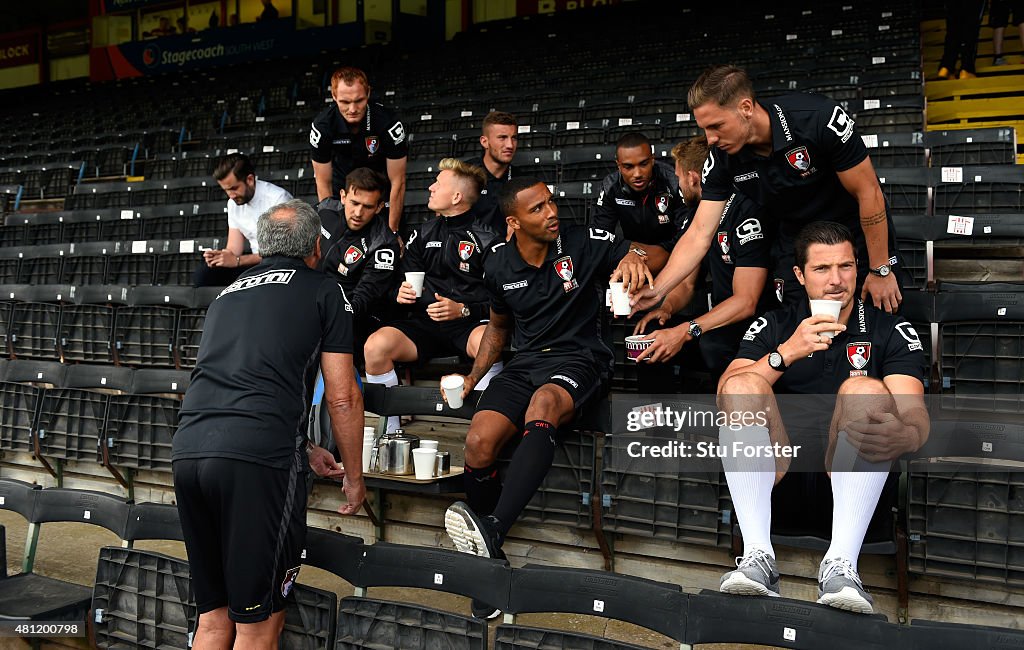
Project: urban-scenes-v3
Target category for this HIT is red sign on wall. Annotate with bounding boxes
[515,0,619,15]
[0,32,40,69]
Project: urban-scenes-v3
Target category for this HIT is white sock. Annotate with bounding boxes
[474,361,503,391]
[720,425,776,559]
[366,369,399,433]
[824,470,890,572]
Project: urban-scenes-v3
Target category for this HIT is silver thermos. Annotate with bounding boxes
[372,429,420,475]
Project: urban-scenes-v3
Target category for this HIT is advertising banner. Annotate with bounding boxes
[103,0,175,14]
[92,21,361,80]
[515,0,619,15]
[0,32,40,70]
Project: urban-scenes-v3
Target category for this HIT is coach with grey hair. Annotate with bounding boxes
[173,199,365,649]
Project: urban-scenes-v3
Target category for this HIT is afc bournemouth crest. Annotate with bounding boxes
[786,146,811,172]
[365,136,380,154]
[458,241,475,261]
[656,193,670,214]
[554,256,574,281]
[717,232,730,255]
[774,278,785,303]
[847,342,871,370]
[554,256,578,292]
[344,245,363,265]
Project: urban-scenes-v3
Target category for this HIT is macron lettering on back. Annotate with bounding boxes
[218,269,296,298]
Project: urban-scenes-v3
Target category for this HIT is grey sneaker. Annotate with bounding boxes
[444,501,502,559]
[817,558,874,614]
[720,549,781,597]
[993,56,1008,66]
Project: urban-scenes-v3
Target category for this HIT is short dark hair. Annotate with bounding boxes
[212,152,254,182]
[615,131,651,153]
[344,167,389,200]
[687,64,755,109]
[794,221,855,269]
[498,176,545,218]
[482,111,517,133]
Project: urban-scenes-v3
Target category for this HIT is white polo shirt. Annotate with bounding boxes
[226,179,293,255]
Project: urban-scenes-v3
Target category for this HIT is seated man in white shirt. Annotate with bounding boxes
[193,152,294,286]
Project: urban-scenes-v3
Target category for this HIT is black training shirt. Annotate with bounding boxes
[173,256,354,469]
[593,160,688,250]
[318,208,399,316]
[736,297,926,394]
[485,225,628,366]
[701,93,899,263]
[705,192,776,311]
[400,210,501,320]
[465,155,513,234]
[310,102,408,197]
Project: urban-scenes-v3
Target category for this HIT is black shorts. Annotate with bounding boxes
[173,456,307,623]
[476,350,608,429]
[391,315,486,361]
[990,0,1023,27]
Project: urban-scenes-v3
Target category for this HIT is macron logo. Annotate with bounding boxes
[219,269,296,298]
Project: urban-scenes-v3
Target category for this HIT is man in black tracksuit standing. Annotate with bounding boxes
[318,167,400,347]
[310,66,408,232]
[172,200,365,648]
[635,64,905,317]
[363,159,503,434]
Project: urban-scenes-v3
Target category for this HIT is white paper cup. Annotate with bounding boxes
[364,426,376,436]
[361,441,374,472]
[609,282,631,316]
[809,299,843,339]
[405,271,426,298]
[419,440,439,451]
[440,375,465,409]
[413,448,436,480]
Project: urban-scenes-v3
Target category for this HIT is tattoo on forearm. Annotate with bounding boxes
[472,326,507,379]
[861,209,887,227]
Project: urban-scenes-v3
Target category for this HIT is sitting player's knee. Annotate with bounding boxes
[465,429,497,464]
[718,371,771,397]
[362,332,389,363]
[837,375,888,396]
[524,386,573,421]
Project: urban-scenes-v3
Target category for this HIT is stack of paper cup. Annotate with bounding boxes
[609,282,631,316]
[420,440,439,452]
[809,299,843,339]
[362,427,376,472]
[440,375,465,409]
[405,272,426,298]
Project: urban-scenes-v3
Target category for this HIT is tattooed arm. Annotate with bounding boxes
[838,156,902,313]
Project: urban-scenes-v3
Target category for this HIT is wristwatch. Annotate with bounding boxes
[687,320,702,339]
[460,306,471,318]
[869,263,891,277]
[768,349,788,371]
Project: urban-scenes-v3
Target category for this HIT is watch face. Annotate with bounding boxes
[769,352,783,369]
[878,265,890,276]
